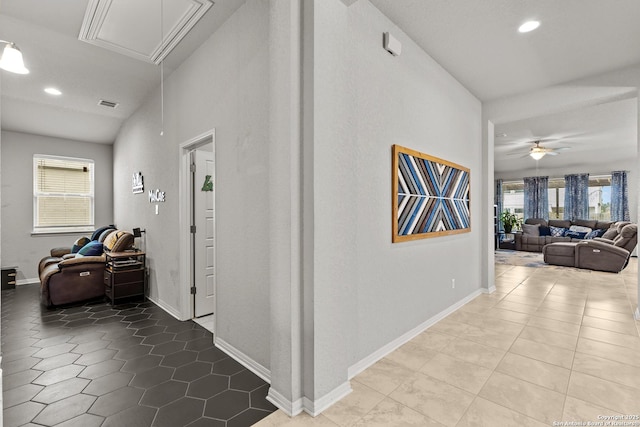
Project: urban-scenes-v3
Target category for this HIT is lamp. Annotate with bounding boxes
[0,41,29,74]
[530,151,545,160]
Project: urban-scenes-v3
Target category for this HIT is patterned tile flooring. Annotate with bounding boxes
[1,284,276,427]
[255,259,640,426]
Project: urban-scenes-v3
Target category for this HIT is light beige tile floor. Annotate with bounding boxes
[253,257,640,426]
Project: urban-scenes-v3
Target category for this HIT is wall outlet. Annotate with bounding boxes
[451,279,455,289]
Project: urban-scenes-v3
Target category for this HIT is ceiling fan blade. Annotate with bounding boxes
[546,151,559,156]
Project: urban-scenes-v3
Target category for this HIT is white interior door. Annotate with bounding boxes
[193,148,215,318]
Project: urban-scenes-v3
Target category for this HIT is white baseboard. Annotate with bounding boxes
[302,381,352,417]
[17,278,40,286]
[215,336,271,384]
[147,297,183,321]
[348,288,483,379]
[483,285,497,294]
[266,388,304,417]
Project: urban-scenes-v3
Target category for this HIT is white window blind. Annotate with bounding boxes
[33,155,94,232]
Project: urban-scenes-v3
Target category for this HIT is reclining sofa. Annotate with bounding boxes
[515,218,613,252]
[40,229,134,307]
[543,222,637,273]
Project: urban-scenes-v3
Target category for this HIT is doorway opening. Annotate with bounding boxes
[179,129,216,332]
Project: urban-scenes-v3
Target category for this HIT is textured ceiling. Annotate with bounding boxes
[1,0,639,163]
[0,0,245,143]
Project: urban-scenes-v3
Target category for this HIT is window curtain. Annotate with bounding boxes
[564,173,589,220]
[523,176,549,220]
[611,170,630,221]
[496,179,504,232]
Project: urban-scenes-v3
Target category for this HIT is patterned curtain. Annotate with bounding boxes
[523,176,549,220]
[496,179,504,232]
[564,173,589,220]
[611,170,630,221]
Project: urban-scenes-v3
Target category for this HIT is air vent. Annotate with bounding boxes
[98,100,119,108]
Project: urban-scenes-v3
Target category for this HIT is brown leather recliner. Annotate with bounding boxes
[38,227,117,275]
[40,230,134,307]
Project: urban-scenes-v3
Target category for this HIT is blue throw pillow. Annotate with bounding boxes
[549,226,566,237]
[71,236,91,253]
[539,226,551,236]
[585,228,606,239]
[565,230,587,239]
[76,241,104,257]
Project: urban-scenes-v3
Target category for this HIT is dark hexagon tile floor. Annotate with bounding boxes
[1,284,277,426]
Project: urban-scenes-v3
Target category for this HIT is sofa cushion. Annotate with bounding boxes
[522,223,540,236]
[525,218,548,227]
[595,221,613,230]
[76,241,104,257]
[602,225,619,240]
[539,226,551,236]
[550,226,567,237]
[549,219,572,228]
[573,219,597,229]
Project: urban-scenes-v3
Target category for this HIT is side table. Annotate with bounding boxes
[104,251,146,305]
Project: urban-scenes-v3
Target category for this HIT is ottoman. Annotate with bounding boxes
[543,242,577,267]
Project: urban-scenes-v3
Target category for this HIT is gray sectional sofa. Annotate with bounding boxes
[515,218,614,252]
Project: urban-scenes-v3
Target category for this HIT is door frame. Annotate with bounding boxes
[179,128,216,322]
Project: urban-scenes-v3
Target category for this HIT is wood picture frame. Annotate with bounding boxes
[392,144,470,242]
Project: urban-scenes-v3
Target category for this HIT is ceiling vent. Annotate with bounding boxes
[98,100,119,109]
[79,0,213,64]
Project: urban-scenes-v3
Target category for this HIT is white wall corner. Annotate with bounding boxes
[348,288,483,379]
[147,296,184,321]
[266,388,304,417]
[215,336,271,383]
[302,381,352,417]
[482,285,497,294]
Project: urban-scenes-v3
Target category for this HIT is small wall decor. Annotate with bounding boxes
[148,189,166,203]
[132,172,144,194]
[201,175,213,191]
[392,144,470,242]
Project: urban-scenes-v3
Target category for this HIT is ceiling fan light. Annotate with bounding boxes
[519,21,540,33]
[0,42,29,74]
[530,151,545,160]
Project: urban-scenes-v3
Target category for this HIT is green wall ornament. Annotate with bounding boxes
[201,175,213,191]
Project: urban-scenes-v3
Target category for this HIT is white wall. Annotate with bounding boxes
[307,0,483,399]
[0,131,113,281]
[112,0,271,370]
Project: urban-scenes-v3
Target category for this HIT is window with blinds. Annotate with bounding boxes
[33,155,95,233]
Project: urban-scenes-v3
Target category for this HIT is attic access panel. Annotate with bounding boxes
[79,0,213,64]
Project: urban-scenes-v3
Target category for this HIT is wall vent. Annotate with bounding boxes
[98,100,119,108]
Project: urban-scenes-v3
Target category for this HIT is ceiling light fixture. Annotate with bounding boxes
[0,40,29,74]
[518,21,540,33]
[44,87,62,96]
[530,151,545,160]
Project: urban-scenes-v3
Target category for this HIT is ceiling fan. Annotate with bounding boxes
[527,140,570,160]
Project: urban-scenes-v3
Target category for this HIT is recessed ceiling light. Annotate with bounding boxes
[518,21,540,33]
[495,133,507,138]
[44,87,62,96]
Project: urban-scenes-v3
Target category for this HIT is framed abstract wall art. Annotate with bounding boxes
[392,144,470,242]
